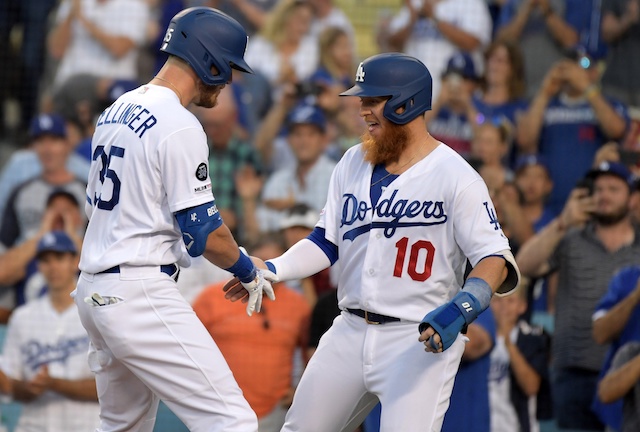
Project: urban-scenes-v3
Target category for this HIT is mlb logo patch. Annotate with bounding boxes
[195,163,208,181]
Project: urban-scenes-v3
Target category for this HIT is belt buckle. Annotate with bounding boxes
[364,310,381,325]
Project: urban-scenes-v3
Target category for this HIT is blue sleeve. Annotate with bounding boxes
[595,267,640,313]
[308,227,338,265]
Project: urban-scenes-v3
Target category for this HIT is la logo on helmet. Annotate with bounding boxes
[355,62,365,82]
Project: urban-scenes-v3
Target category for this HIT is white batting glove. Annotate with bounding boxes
[241,269,278,316]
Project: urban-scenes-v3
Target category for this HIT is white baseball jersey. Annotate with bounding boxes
[79,84,215,273]
[2,296,100,431]
[318,142,511,322]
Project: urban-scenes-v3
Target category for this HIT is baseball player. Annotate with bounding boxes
[226,52,521,431]
[73,7,277,432]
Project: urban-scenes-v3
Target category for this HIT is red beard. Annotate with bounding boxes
[361,120,409,166]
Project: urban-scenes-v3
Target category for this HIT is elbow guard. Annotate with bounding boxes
[174,201,223,257]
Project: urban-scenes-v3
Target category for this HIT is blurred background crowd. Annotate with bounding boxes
[2,0,640,431]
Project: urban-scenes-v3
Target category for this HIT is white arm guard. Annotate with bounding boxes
[267,239,332,281]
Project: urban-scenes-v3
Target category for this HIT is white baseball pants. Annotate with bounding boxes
[281,311,465,432]
[74,268,257,432]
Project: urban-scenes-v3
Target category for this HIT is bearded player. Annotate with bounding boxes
[225,52,521,431]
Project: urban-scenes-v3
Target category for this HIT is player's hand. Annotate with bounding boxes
[240,268,278,316]
[419,325,443,353]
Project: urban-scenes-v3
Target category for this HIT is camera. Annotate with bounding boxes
[295,81,323,98]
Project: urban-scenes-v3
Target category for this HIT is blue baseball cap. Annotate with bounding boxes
[286,103,326,133]
[444,52,478,81]
[36,231,77,258]
[514,154,550,175]
[29,113,67,140]
[587,161,635,186]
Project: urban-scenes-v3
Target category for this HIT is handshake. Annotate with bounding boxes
[223,249,279,316]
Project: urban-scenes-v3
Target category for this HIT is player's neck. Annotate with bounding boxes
[153,60,197,107]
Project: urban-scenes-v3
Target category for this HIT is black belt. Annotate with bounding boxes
[99,264,180,281]
[346,308,401,325]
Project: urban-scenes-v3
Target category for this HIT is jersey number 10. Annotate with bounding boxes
[393,237,435,282]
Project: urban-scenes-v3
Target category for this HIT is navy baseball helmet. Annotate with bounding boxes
[160,7,253,86]
[340,53,432,125]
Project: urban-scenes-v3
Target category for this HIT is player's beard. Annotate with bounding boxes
[194,82,223,108]
[361,120,409,166]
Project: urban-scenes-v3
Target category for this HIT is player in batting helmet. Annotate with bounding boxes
[340,52,432,125]
[160,7,254,86]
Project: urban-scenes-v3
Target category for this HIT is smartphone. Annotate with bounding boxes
[620,150,640,167]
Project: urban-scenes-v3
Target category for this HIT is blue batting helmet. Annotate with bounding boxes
[160,7,253,86]
[340,53,432,125]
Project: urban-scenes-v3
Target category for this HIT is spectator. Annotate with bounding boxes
[49,74,141,153]
[496,0,582,97]
[258,103,336,233]
[442,308,496,432]
[191,87,262,236]
[516,161,640,431]
[591,264,640,431]
[193,234,311,432]
[597,341,640,432]
[489,283,551,432]
[2,230,99,431]
[0,114,87,248]
[472,39,528,165]
[428,52,481,159]
[600,0,640,107]
[47,0,150,89]
[219,0,278,36]
[0,189,84,311]
[499,155,556,323]
[0,0,58,132]
[308,26,358,159]
[0,113,89,219]
[386,0,492,99]
[517,49,629,215]
[307,0,355,44]
[470,120,514,189]
[244,0,318,100]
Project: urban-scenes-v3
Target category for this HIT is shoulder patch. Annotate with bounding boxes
[196,163,208,181]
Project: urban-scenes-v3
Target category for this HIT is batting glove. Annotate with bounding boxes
[419,291,482,351]
[241,269,278,316]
